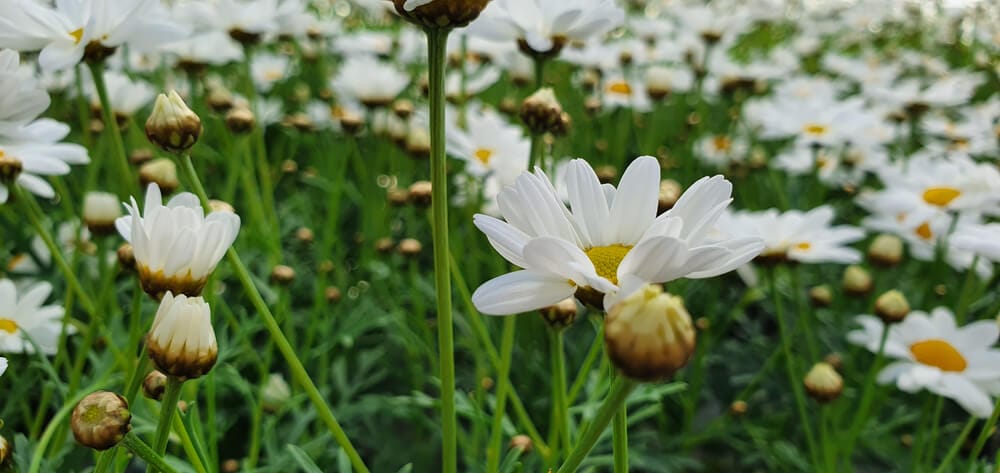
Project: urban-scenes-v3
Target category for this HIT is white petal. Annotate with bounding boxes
[472,270,576,316]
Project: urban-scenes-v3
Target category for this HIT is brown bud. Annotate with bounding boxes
[540,298,578,329]
[139,158,179,195]
[129,148,155,166]
[270,265,296,285]
[225,105,256,134]
[375,237,395,254]
[296,227,314,244]
[117,243,136,271]
[657,179,682,213]
[143,370,168,401]
[729,400,748,417]
[509,435,533,453]
[206,87,234,113]
[868,234,903,267]
[605,284,696,381]
[388,188,410,206]
[325,286,342,303]
[391,0,491,30]
[393,99,415,120]
[398,238,423,257]
[804,362,843,403]
[71,391,132,451]
[809,285,833,307]
[409,181,433,207]
[146,91,202,154]
[842,265,873,296]
[520,88,567,136]
[222,459,241,473]
[875,290,910,323]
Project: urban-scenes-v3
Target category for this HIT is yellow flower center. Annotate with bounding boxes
[910,339,967,372]
[803,123,828,136]
[607,81,632,96]
[474,148,493,165]
[712,135,731,152]
[915,221,933,240]
[0,318,17,334]
[69,28,84,45]
[795,242,811,251]
[922,187,961,207]
[584,245,633,286]
[264,70,283,81]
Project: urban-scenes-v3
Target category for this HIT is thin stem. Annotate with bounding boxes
[28,388,96,473]
[612,404,629,472]
[968,397,1000,462]
[487,317,517,473]
[568,328,605,404]
[556,378,637,473]
[933,417,977,473]
[550,328,571,460]
[179,153,370,473]
[149,376,184,472]
[87,62,136,197]
[842,323,891,461]
[427,26,457,473]
[172,412,210,473]
[122,434,180,473]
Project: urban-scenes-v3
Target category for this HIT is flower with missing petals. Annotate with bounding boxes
[116,183,240,298]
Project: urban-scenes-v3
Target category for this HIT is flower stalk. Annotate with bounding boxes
[556,377,637,473]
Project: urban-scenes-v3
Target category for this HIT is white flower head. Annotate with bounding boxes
[147,292,218,379]
[330,55,409,108]
[718,206,866,264]
[116,183,240,298]
[848,308,1000,418]
[0,279,73,355]
[470,0,625,57]
[472,156,764,315]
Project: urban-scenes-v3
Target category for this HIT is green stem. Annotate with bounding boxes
[149,376,184,472]
[968,398,1000,462]
[172,412,210,473]
[179,153,370,473]
[556,378,637,473]
[427,26,457,473]
[768,268,820,469]
[487,317,517,473]
[568,328,605,404]
[87,62,136,197]
[843,323,891,461]
[122,434,180,473]
[528,133,543,171]
[29,376,115,473]
[932,417,977,473]
[612,404,629,472]
[550,328,571,460]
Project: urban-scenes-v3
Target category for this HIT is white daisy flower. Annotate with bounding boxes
[0,279,73,355]
[600,74,652,113]
[848,308,1000,418]
[147,291,217,379]
[695,134,748,171]
[717,206,865,264]
[469,0,625,57]
[115,183,241,298]
[949,223,1000,264]
[472,156,764,315]
[330,55,409,108]
[250,52,291,93]
[861,151,1000,217]
[446,104,528,179]
[84,71,156,119]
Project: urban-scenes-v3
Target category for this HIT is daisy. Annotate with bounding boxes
[0,0,188,71]
[250,52,291,93]
[952,223,1000,263]
[0,279,73,355]
[861,151,1000,217]
[85,71,156,120]
[696,133,748,171]
[600,73,652,113]
[471,156,764,315]
[446,104,528,178]
[848,307,1000,418]
[330,55,409,108]
[717,206,865,264]
[115,183,241,298]
[0,357,6,377]
[469,0,625,57]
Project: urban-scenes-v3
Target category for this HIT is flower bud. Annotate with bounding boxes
[222,459,241,473]
[398,238,423,257]
[325,286,342,303]
[147,293,218,380]
[540,298,578,329]
[875,290,910,323]
[509,435,532,453]
[0,435,9,467]
[391,0,491,30]
[868,234,903,267]
[225,105,256,134]
[83,192,121,236]
[809,285,833,307]
[0,151,22,185]
[206,87,234,113]
[604,284,696,381]
[262,373,291,413]
[117,243,136,271]
[405,124,431,159]
[729,400,748,417]
[71,391,131,451]
[657,179,681,213]
[146,91,202,154]
[520,88,566,136]
[803,362,843,403]
[645,66,675,100]
[409,181,433,207]
[842,265,873,296]
[270,265,296,285]
[139,158,179,195]
[143,370,167,401]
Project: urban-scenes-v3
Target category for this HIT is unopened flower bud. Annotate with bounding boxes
[225,105,256,134]
[146,91,202,154]
[392,0,491,30]
[843,265,873,296]
[206,87,234,113]
[388,188,410,206]
[262,373,291,413]
[139,158,179,195]
[804,362,843,403]
[541,298,578,329]
[147,293,218,380]
[657,179,681,213]
[325,286,342,303]
[405,125,431,159]
[375,237,395,254]
[222,459,241,473]
[0,151,23,185]
[117,243,136,271]
[0,435,9,467]
[393,99,414,119]
[875,290,910,323]
[270,265,296,285]
[604,284,696,381]
[71,391,131,451]
[83,191,121,236]
[809,285,833,307]
[596,165,618,184]
[729,400,748,417]
[868,234,903,267]
[509,435,532,453]
[143,370,167,400]
[520,88,566,136]
[296,227,314,244]
[398,238,423,257]
[129,148,154,166]
[409,181,432,207]
[645,66,675,100]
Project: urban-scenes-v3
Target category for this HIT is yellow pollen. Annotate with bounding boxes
[712,135,731,152]
[0,318,17,334]
[803,124,828,136]
[264,70,283,81]
[584,245,633,285]
[474,148,493,165]
[607,81,632,96]
[795,242,811,251]
[915,221,933,240]
[69,28,84,45]
[910,339,967,372]
[922,187,961,207]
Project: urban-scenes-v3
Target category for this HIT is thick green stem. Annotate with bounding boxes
[87,62,136,197]
[556,378,637,473]
[550,329,571,460]
[612,405,629,472]
[427,26,457,473]
[122,434,180,473]
[149,376,184,472]
[487,317,517,473]
[179,153,370,473]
